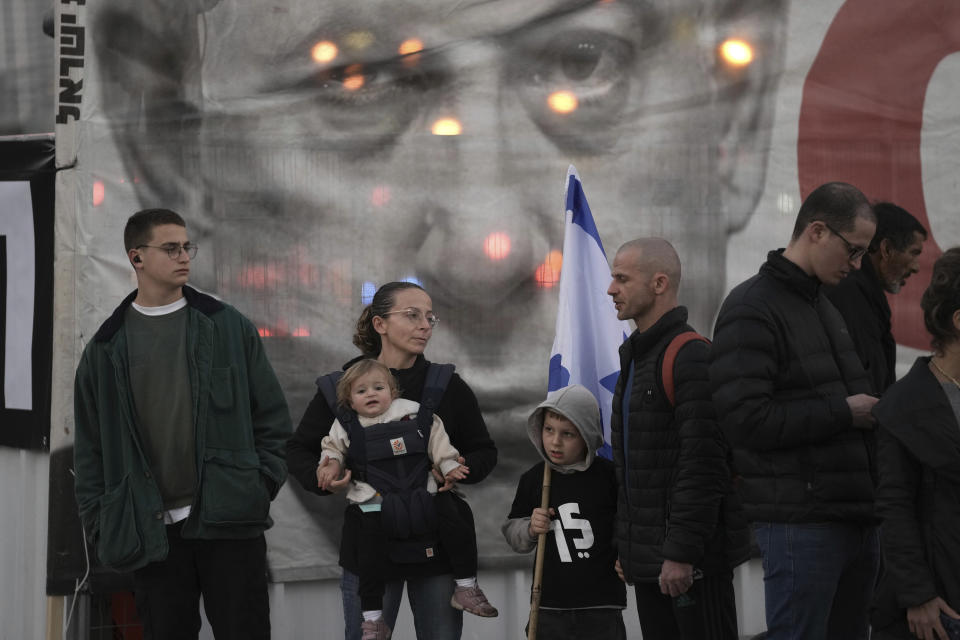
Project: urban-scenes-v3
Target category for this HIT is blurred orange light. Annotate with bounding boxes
[399,38,424,67]
[546,249,563,272]
[535,250,563,288]
[483,232,512,261]
[92,180,105,207]
[431,118,462,136]
[371,185,391,208]
[548,91,578,114]
[292,326,311,337]
[312,41,338,64]
[343,64,365,91]
[240,263,287,290]
[719,38,754,67]
[398,38,424,56]
[258,327,273,338]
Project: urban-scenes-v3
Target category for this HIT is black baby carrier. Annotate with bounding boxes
[316,363,454,563]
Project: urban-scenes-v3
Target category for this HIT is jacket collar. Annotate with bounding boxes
[93,285,224,342]
[761,249,821,302]
[625,306,688,356]
[875,357,960,465]
[851,257,892,326]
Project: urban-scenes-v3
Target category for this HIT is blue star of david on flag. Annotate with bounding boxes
[548,166,631,459]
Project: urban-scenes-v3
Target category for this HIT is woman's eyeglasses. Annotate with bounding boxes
[380,308,440,328]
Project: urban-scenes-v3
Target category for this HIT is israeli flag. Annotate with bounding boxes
[548,166,630,459]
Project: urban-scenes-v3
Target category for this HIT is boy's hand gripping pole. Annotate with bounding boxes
[527,464,552,640]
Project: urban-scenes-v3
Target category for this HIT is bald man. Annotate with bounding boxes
[606,239,749,640]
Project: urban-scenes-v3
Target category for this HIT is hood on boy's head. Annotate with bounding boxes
[526,384,603,473]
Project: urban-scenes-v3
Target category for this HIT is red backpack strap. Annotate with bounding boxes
[662,331,710,407]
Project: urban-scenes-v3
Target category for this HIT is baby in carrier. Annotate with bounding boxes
[317,359,497,640]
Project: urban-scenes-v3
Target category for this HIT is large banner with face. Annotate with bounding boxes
[51,0,960,584]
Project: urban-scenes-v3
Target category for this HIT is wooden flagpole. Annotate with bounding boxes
[527,463,553,640]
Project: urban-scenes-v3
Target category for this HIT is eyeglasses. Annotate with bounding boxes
[137,242,198,260]
[380,308,440,328]
[821,222,867,261]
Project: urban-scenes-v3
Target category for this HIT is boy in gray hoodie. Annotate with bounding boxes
[502,384,626,639]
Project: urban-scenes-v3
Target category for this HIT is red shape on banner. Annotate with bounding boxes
[798,0,960,350]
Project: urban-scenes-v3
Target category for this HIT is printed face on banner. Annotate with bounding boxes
[91,0,787,418]
[85,0,787,571]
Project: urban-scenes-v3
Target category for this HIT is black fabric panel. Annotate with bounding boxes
[0,133,55,450]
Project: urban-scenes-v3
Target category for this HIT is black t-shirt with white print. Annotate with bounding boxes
[507,457,625,609]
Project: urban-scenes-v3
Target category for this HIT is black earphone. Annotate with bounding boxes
[133,256,141,263]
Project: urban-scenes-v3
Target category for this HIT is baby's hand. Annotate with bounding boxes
[316,457,343,491]
[434,456,465,492]
[528,507,555,538]
[444,464,470,483]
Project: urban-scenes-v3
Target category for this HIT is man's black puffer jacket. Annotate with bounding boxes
[612,306,750,584]
[710,250,875,524]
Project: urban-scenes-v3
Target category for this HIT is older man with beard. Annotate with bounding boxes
[825,202,927,394]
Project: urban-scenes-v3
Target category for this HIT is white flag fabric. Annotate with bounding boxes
[548,166,631,459]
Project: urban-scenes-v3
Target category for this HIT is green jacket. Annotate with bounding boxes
[73,286,291,572]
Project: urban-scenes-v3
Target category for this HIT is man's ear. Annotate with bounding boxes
[878,237,894,260]
[714,0,790,234]
[651,272,670,295]
[128,248,142,267]
[803,221,826,246]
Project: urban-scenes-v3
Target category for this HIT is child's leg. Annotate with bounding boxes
[358,511,389,614]
[435,492,498,617]
[434,492,477,580]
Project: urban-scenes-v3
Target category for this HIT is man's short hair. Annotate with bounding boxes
[868,202,927,253]
[123,208,186,251]
[790,182,875,241]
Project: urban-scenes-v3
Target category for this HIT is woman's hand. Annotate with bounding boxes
[316,457,351,492]
[444,464,470,484]
[907,596,960,640]
[528,507,555,538]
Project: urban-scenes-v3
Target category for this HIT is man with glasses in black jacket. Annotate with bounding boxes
[710,182,880,640]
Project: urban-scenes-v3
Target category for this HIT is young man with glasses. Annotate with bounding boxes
[710,182,880,640]
[73,208,292,639]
